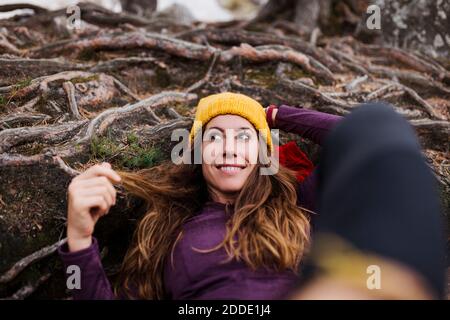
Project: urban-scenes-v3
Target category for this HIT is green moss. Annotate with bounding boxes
[70,74,99,84]
[284,65,308,79]
[244,66,278,88]
[90,134,164,170]
[126,132,139,145]
[90,136,121,159]
[121,147,163,169]
[123,132,163,169]
[78,49,100,61]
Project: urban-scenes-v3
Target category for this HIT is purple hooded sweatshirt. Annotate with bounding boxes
[58,105,342,300]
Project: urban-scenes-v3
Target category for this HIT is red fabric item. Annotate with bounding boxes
[266,104,277,128]
[277,141,314,182]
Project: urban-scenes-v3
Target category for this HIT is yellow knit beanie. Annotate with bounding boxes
[189,92,273,152]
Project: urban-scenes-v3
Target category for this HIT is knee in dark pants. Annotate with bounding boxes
[322,101,421,163]
[340,101,408,136]
[353,102,397,117]
[349,102,414,134]
[314,101,446,298]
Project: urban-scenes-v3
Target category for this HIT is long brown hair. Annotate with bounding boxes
[115,147,311,299]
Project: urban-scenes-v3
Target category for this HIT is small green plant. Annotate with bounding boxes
[90,133,164,170]
[0,95,6,107]
[121,147,163,169]
[90,136,121,160]
[126,132,139,145]
[14,78,32,90]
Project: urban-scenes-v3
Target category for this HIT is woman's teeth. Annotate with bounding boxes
[220,166,243,172]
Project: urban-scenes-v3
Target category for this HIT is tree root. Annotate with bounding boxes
[396,83,446,120]
[326,42,450,95]
[357,44,450,82]
[76,2,152,27]
[1,71,95,100]
[369,80,447,120]
[344,75,369,92]
[0,57,86,86]
[4,273,52,300]
[364,83,398,101]
[326,47,369,75]
[75,91,197,145]
[275,63,354,110]
[62,82,82,120]
[221,44,335,85]
[367,65,450,96]
[186,52,219,93]
[0,33,22,55]
[28,32,337,85]
[112,78,140,101]
[0,113,51,129]
[1,71,135,120]
[163,107,182,119]
[30,32,217,61]
[179,28,342,72]
[0,4,48,14]
[88,56,160,73]
[0,238,66,285]
[0,120,87,154]
[0,152,79,176]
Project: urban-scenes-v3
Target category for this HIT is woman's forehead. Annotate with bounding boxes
[205,114,255,131]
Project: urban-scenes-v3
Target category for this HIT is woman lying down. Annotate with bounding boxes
[59,92,446,300]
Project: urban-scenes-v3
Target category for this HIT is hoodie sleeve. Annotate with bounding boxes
[270,105,343,213]
[58,237,115,300]
[272,105,342,146]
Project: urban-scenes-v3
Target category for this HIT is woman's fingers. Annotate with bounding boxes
[84,196,109,218]
[76,177,117,203]
[81,186,114,209]
[78,163,121,183]
[67,162,121,228]
[77,195,108,215]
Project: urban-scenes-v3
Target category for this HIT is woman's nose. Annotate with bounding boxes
[223,135,237,157]
[223,144,236,157]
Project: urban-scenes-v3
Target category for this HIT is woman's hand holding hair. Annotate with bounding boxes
[66,162,121,252]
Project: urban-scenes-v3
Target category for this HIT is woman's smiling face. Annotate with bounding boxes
[201,115,259,202]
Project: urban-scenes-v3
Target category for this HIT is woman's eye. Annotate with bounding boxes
[206,133,222,141]
[237,132,251,141]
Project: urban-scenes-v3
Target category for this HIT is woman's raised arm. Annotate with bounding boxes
[267,105,343,213]
[268,105,343,146]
